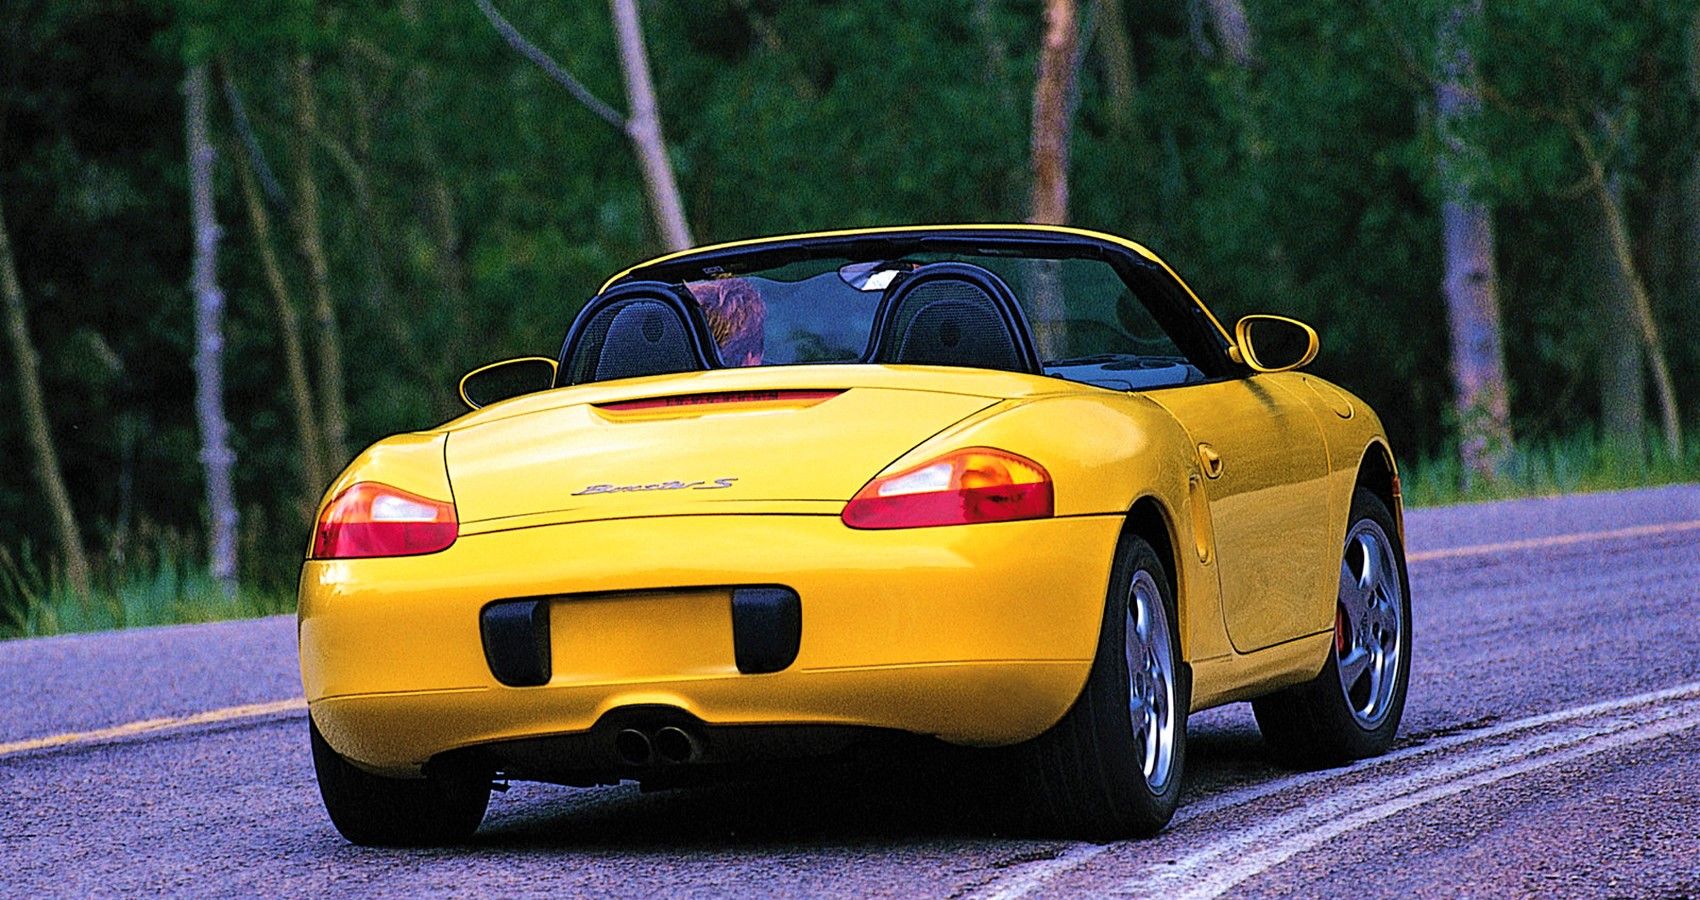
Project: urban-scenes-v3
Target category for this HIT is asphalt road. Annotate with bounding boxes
[3,484,1699,897]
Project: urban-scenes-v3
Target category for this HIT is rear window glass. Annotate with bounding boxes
[658,251,1203,390]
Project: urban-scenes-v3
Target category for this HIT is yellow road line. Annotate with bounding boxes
[0,698,306,758]
[1408,518,1700,563]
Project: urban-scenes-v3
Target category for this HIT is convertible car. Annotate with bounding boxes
[300,225,1412,845]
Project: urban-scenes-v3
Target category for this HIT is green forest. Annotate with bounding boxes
[3,0,1698,635]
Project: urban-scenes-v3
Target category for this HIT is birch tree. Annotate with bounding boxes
[1094,0,1136,134]
[184,63,239,596]
[0,193,92,602]
[289,54,353,466]
[609,0,691,251]
[220,63,333,510]
[1587,177,1646,458]
[1683,8,1700,429]
[1202,0,1257,68]
[476,0,693,251]
[1435,1,1512,488]
[233,146,327,512]
[1568,119,1683,457]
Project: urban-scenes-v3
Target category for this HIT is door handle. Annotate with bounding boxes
[1198,443,1224,479]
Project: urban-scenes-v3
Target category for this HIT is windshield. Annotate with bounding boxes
[646,249,1206,390]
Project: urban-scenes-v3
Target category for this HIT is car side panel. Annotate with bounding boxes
[1295,375,1405,555]
[880,393,1237,668]
[1248,374,1404,692]
[899,387,1397,713]
[1144,374,1336,654]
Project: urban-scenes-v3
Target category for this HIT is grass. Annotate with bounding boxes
[3,429,1697,641]
[1399,429,1700,508]
[0,542,294,641]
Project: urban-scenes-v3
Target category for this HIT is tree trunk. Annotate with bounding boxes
[425,177,472,360]
[396,47,475,387]
[971,0,1014,103]
[475,0,626,129]
[0,194,93,602]
[1684,151,1700,341]
[289,54,352,467]
[609,0,693,251]
[1027,0,1080,360]
[1682,8,1700,384]
[234,149,327,512]
[1573,126,1684,458]
[1202,0,1257,68]
[1588,176,1646,458]
[1094,0,1136,134]
[1435,1,1513,489]
[1029,0,1078,227]
[184,64,239,597]
[477,0,694,251]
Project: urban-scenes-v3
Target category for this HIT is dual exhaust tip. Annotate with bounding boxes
[614,725,702,766]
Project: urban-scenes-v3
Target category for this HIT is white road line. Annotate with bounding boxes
[1134,698,1700,893]
[0,698,307,759]
[1147,707,1700,899]
[971,679,1700,900]
[1173,678,1700,826]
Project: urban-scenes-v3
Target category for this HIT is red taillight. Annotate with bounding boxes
[842,448,1054,529]
[311,483,458,559]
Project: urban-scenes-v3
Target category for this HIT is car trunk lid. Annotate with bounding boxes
[443,367,1041,532]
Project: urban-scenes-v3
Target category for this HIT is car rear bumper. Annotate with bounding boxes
[299,513,1122,774]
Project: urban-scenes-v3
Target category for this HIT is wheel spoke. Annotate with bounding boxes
[1357,535,1384,594]
[1333,516,1408,728]
[1371,598,1400,636]
[1338,558,1371,624]
[1122,569,1176,790]
[1363,647,1385,710]
[1337,644,1372,689]
[1125,628,1147,679]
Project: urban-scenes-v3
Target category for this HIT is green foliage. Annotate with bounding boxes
[0,540,294,639]
[1,0,1698,635]
[1402,427,1700,508]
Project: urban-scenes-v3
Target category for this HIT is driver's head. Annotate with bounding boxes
[687,278,765,366]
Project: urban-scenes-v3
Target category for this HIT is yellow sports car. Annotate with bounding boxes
[299,225,1412,845]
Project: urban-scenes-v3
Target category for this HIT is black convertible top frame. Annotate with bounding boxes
[600,227,1243,380]
[553,280,725,388]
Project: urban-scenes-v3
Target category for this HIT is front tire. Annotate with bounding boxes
[310,718,491,847]
[1020,533,1189,839]
[1253,489,1412,766]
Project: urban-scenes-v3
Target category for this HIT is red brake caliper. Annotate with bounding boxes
[1335,605,1348,655]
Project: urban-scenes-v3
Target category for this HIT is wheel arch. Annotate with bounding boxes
[1353,439,1404,543]
[1122,494,1185,659]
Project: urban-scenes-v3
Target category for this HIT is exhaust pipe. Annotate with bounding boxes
[614,728,653,765]
[652,726,701,764]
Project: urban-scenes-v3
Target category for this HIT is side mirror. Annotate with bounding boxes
[458,357,559,409]
[1233,315,1319,373]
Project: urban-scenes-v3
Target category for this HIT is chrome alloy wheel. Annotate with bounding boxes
[1124,569,1178,791]
[1335,519,1405,728]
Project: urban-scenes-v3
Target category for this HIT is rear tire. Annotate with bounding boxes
[1019,533,1189,839]
[1252,489,1411,767]
[310,718,490,847]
